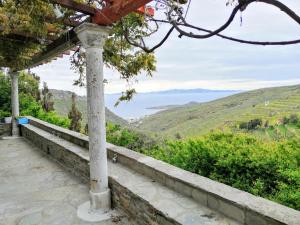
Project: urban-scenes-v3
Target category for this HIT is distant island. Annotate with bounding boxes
[146,101,199,110]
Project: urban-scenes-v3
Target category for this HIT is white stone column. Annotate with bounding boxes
[10,71,19,136]
[75,23,111,213]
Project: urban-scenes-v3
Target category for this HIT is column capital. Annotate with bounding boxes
[74,23,111,49]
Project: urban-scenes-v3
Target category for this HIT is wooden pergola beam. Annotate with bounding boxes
[52,0,153,25]
[51,0,96,15]
[24,0,154,69]
[92,0,152,25]
[1,34,41,44]
[28,29,79,69]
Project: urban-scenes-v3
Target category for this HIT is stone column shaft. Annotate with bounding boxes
[10,71,19,136]
[75,23,111,211]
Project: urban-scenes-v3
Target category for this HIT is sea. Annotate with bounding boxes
[105,89,240,120]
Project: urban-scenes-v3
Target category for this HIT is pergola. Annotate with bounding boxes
[3,0,154,221]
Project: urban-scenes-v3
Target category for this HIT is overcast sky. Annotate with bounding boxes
[32,0,300,95]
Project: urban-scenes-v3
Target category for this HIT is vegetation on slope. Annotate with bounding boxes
[237,114,300,141]
[137,85,300,139]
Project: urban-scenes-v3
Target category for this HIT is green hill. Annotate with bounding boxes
[136,85,300,139]
[50,89,128,126]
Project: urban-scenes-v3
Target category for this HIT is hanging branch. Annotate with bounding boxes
[122,0,300,52]
[123,23,175,53]
[171,0,300,39]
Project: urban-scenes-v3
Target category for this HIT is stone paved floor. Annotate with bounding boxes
[0,138,132,225]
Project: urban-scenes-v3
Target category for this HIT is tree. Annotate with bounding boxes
[68,92,82,132]
[41,82,54,112]
[0,71,10,118]
[0,0,156,102]
[0,70,41,118]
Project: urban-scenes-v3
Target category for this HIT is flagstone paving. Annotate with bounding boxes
[0,138,133,225]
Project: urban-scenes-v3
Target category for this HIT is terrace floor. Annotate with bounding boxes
[0,138,131,225]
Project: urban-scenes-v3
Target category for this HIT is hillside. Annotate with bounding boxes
[136,85,300,138]
[50,89,128,126]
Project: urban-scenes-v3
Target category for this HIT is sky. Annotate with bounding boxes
[32,0,300,95]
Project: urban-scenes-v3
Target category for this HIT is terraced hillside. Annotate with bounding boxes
[137,85,300,139]
[241,123,300,142]
[50,89,128,126]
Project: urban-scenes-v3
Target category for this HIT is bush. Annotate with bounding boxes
[106,126,300,210]
[37,111,70,128]
[0,110,10,119]
[148,132,300,210]
[106,122,158,153]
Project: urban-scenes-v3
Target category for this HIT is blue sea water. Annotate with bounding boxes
[105,90,240,119]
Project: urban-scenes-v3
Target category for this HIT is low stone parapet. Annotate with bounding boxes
[21,117,300,225]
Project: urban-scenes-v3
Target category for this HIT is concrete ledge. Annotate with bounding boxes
[26,116,89,149]
[0,123,11,137]
[22,117,300,225]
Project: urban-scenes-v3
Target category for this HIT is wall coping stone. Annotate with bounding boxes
[23,116,300,225]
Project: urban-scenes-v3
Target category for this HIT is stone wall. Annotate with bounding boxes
[21,117,300,225]
[21,123,181,225]
[21,123,90,181]
[0,123,11,137]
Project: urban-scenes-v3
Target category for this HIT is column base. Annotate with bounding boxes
[11,123,19,137]
[77,189,111,222]
[1,136,22,140]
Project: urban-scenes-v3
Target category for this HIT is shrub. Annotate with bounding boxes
[37,111,70,128]
[148,132,300,210]
[106,122,158,153]
[106,127,300,210]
